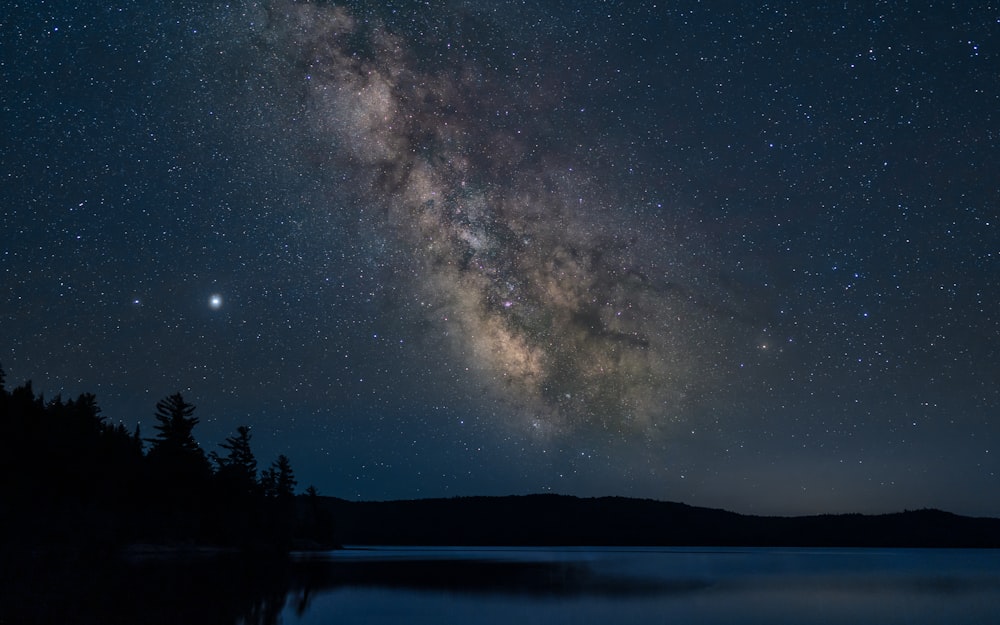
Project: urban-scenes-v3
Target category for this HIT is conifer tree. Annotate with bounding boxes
[212,425,259,495]
[145,393,211,502]
[261,454,296,498]
[147,393,203,458]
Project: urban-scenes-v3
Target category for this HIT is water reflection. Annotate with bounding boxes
[285,547,1000,625]
[5,547,1000,624]
[4,550,296,625]
[6,548,642,624]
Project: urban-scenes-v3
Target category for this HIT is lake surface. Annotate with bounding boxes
[6,546,999,623]
[280,546,1000,625]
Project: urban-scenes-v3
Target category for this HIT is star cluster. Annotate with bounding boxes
[1,1,997,515]
[262,1,737,439]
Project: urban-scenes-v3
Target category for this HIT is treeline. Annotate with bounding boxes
[322,494,1000,548]
[0,366,335,552]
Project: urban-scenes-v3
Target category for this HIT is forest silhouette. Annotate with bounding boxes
[4,362,1000,555]
[0,365,335,554]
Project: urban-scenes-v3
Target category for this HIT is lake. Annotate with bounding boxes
[6,546,999,623]
[279,546,1000,625]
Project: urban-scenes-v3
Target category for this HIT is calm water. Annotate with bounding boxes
[281,547,1000,625]
[6,546,999,623]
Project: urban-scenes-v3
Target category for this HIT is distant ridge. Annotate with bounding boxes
[313,494,1000,548]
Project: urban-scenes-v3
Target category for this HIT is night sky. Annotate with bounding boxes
[3,1,998,516]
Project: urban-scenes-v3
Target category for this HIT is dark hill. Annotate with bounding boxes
[312,494,1000,548]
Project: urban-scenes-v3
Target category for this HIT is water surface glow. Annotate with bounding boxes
[281,547,1000,625]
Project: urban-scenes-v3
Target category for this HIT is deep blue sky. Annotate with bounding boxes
[2,1,998,516]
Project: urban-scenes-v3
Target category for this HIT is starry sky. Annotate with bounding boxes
[3,1,998,517]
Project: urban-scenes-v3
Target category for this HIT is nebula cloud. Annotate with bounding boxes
[260,1,731,439]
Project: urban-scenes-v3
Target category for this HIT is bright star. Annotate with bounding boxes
[209,294,223,310]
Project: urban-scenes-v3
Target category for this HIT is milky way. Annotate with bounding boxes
[5,0,998,515]
[257,1,747,440]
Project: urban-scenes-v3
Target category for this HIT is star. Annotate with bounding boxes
[3,0,997,518]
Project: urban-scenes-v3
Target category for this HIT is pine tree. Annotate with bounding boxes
[212,425,258,495]
[260,465,277,498]
[147,393,203,458]
[261,454,296,498]
[144,393,211,510]
[273,454,297,498]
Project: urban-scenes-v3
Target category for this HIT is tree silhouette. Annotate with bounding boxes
[144,393,211,538]
[208,425,265,546]
[212,425,259,496]
[43,392,108,501]
[262,454,297,498]
[299,484,337,546]
[2,379,150,548]
[147,393,203,458]
[3,372,336,552]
